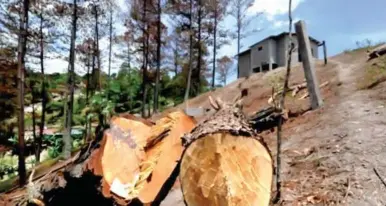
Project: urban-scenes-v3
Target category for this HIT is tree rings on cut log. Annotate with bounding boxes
[180,98,273,206]
[180,133,273,206]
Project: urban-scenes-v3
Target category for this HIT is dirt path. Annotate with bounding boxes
[277,54,386,205]
[160,53,386,206]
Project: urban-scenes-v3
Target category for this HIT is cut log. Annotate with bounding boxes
[137,111,196,204]
[86,110,196,204]
[180,97,273,206]
[0,111,196,206]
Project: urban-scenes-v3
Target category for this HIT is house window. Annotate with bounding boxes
[311,48,314,57]
[258,46,263,51]
[253,67,260,73]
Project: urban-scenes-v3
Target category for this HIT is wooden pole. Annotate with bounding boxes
[295,20,323,109]
[323,41,327,65]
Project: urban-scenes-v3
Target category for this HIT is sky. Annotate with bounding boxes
[38,0,386,84]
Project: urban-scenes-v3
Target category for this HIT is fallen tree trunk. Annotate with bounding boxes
[180,97,273,206]
[0,111,196,206]
[367,44,386,60]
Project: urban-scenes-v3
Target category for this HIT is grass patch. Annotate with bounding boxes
[358,55,386,89]
[266,72,285,92]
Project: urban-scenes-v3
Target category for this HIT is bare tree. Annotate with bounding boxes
[63,0,78,159]
[141,0,148,117]
[208,0,229,88]
[17,0,30,186]
[184,0,194,102]
[274,0,294,202]
[216,55,234,85]
[107,5,113,100]
[36,0,46,163]
[154,0,162,113]
[229,0,260,78]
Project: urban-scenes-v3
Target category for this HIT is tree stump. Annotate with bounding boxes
[180,97,273,206]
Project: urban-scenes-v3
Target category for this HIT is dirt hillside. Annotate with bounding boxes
[160,48,386,205]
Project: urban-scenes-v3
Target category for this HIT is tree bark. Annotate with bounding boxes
[212,2,217,89]
[37,2,45,163]
[93,4,101,91]
[236,1,241,79]
[17,0,30,186]
[63,0,78,159]
[184,0,194,102]
[108,8,113,100]
[154,0,162,113]
[180,98,273,206]
[196,0,202,94]
[31,87,37,160]
[86,44,91,104]
[141,0,148,118]
[173,48,178,76]
[85,44,91,142]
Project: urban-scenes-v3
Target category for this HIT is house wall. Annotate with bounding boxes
[276,35,320,67]
[238,51,251,77]
[276,37,287,66]
[250,39,276,71]
[311,41,319,58]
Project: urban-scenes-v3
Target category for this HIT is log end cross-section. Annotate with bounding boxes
[180,97,273,206]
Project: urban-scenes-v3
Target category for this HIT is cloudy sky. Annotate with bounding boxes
[220,0,386,82]
[42,0,386,84]
[239,0,386,55]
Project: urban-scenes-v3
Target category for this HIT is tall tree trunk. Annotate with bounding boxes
[31,90,37,159]
[63,0,78,159]
[37,4,45,163]
[154,0,161,113]
[91,41,96,93]
[86,45,91,104]
[85,45,91,142]
[17,0,29,186]
[127,42,131,71]
[236,1,241,78]
[174,48,178,77]
[141,0,148,117]
[196,0,202,94]
[108,8,113,100]
[94,5,101,91]
[212,2,217,88]
[184,0,193,102]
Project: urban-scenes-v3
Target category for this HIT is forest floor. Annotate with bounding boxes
[160,48,386,205]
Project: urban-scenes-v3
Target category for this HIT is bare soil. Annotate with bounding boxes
[160,50,386,206]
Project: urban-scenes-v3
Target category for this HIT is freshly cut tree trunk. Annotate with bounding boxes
[180,97,273,206]
[86,110,196,205]
[0,111,195,206]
